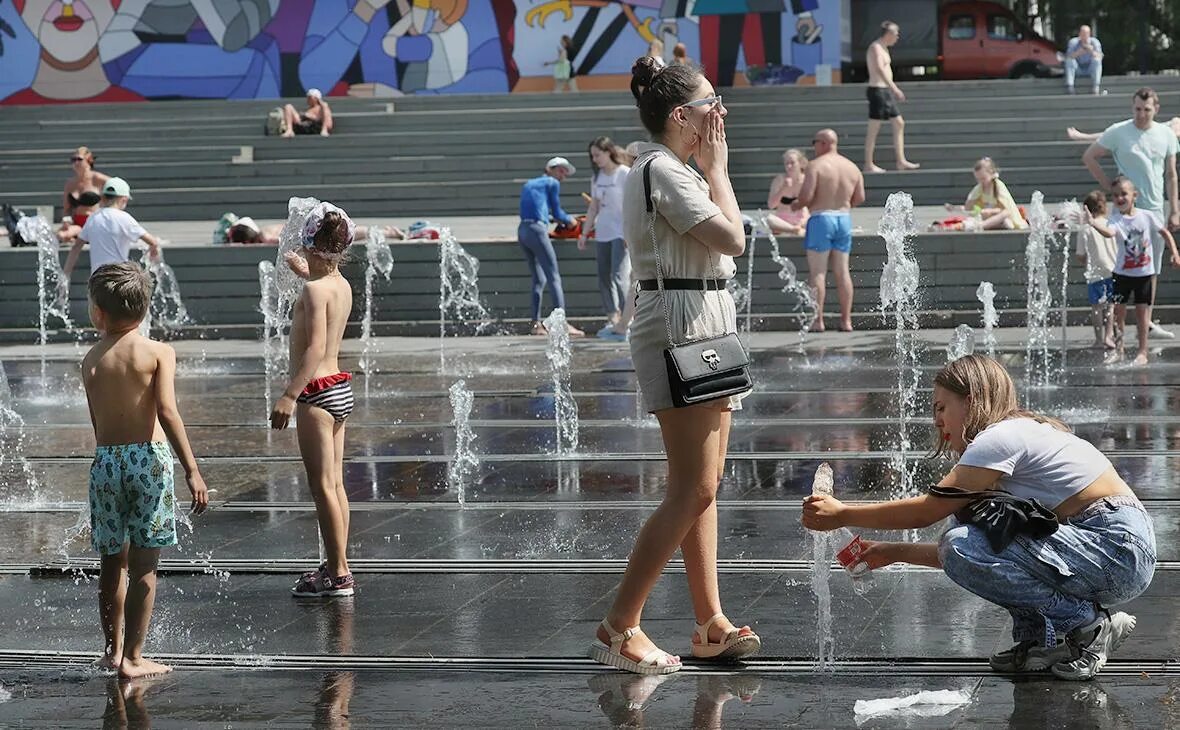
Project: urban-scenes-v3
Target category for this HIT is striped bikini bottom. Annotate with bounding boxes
[297,372,354,422]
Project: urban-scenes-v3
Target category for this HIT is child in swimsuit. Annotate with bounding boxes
[269,202,358,597]
[82,263,209,678]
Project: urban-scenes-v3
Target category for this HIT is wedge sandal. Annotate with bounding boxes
[588,620,681,675]
[691,614,761,661]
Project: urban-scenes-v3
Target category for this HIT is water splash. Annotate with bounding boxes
[439,226,499,372]
[17,216,76,344]
[261,196,321,416]
[258,260,279,418]
[359,228,394,394]
[0,362,41,505]
[947,325,976,361]
[543,308,579,455]
[727,279,751,329]
[1025,192,1054,387]
[761,216,818,344]
[878,192,922,499]
[976,282,998,357]
[742,228,756,334]
[447,380,478,508]
[143,249,191,336]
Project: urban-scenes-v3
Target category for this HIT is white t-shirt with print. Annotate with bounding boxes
[80,207,146,273]
[591,165,630,242]
[1108,207,1164,277]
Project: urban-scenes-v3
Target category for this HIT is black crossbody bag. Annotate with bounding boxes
[641,155,752,408]
[928,484,1059,553]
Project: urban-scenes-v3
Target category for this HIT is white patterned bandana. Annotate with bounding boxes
[301,201,355,260]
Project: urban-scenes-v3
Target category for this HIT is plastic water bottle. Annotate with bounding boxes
[811,463,874,595]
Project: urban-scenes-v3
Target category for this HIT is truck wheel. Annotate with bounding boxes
[1010,62,1043,79]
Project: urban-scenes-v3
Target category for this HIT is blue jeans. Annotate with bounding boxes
[1064,57,1102,90]
[518,221,566,322]
[939,496,1155,647]
[595,238,630,317]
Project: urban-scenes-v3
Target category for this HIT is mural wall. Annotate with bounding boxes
[0,1,843,105]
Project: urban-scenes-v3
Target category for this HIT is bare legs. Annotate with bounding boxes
[1111,302,1151,364]
[99,545,171,678]
[863,120,885,173]
[766,214,805,236]
[281,104,300,138]
[297,403,351,577]
[597,405,747,661]
[1091,302,1115,349]
[807,250,854,331]
[864,117,919,172]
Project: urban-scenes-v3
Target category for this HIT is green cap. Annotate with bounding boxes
[102,177,132,199]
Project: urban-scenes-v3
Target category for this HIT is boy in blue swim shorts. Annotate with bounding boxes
[83,263,208,679]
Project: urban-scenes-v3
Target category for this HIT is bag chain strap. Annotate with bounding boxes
[644,152,725,348]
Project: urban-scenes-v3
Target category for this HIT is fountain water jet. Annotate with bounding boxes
[359,228,394,395]
[761,216,818,345]
[0,362,41,504]
[260,197,320,417]
[543,308,579,455]
[878,192,922,499]
[947,324,976,361]
[976,282,998,357]
[1025,192,1054,387]
[438,227,499,373]
[448,380,478,507]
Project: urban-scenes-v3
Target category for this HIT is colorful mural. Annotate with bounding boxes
[0,0,842,105]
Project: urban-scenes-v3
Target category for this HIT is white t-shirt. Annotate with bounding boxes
[956,418,1112,509]
[80,207,146,273]
[1074,220,1117,283]
[591,165,630,242]
[1108,208,1164,277]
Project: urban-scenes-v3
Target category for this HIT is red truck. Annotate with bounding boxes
[847,0,1062,81]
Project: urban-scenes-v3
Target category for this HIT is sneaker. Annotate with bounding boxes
[1149,322,1175,339]
[596,324,616,339]
[989,639,1073,672]
[599,329,628,342]
[300,561,327,580]
[291,571,356,597]
[1052,611,1136,681]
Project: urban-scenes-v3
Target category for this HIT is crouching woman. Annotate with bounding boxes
[802,354,1155,681]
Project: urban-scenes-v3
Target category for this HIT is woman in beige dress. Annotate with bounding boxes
[587,57,758,675]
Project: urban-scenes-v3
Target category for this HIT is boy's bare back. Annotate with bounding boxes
[83,332,172,446]
[288,273,353,380]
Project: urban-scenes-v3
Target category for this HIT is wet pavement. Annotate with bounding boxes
[1,330,1178,728]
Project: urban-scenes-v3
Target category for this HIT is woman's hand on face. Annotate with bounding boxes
[695,108,728,176]
[801,494,845,531]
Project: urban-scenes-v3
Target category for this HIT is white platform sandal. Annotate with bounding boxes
[588,620,682,675]
[691,614,761,661]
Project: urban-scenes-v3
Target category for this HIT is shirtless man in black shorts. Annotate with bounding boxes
[864,21,919,173]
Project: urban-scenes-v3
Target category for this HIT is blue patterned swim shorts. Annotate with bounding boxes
[88,442,177,555]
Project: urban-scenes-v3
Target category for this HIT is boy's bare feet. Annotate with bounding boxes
[119,657,173,679]
[95,654,121,672]
[897,160,921,171]
[863,163,886,174]
[811,316,826,332]
[1131,353,1149,366]
[1103,338,1117,349]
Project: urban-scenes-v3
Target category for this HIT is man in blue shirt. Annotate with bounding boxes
[1064,25,1103,95]
[518,157,584,336]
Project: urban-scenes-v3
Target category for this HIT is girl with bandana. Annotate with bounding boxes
[269,202,360,597]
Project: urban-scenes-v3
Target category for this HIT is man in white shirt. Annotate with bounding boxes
[63,177,160,285]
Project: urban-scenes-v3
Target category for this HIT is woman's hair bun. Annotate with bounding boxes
[630,56,662,101]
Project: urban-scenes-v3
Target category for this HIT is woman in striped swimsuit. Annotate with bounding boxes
[269,202,358,597]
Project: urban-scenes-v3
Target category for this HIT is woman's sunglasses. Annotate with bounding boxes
[669,95,722,117]
[70,156,85,162]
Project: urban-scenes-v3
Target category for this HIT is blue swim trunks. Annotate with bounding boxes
[89,442,177,555]
[804,211,853,254]
[1087,278,1114,305]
